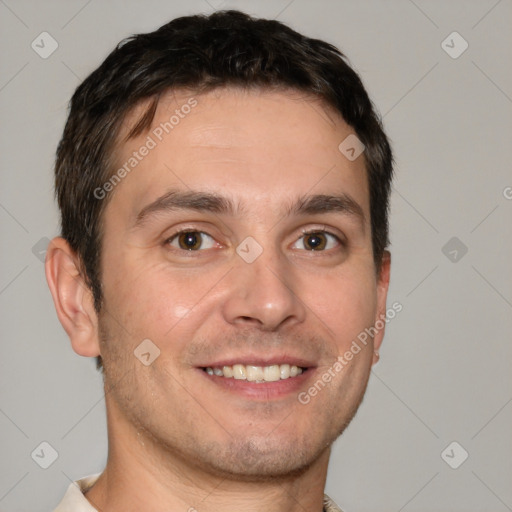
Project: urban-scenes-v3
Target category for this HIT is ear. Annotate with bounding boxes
[372,250,391,365]
[45,237,101,358]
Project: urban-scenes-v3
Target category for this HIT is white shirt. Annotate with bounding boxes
[53,474,343,512]
[53,474,100,512]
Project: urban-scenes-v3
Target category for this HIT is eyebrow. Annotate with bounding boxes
[134,189,365,228]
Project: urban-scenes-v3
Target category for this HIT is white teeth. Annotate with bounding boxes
[246,365,264,382]
[222,365,233,378]
[232,364,247,380]
[204,363,304,381]
[263,365,281,382]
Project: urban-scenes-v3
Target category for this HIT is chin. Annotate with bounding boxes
[185,433,330,482]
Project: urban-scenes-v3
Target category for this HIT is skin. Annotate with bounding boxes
[46,87,390,512]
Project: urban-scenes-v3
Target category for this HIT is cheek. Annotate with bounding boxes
[300,268,378,348]
[102,256,223,346]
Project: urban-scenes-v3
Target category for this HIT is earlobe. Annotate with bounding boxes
[372,250,391,365]
[45,237,101,358]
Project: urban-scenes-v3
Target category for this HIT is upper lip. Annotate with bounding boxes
[197,355,316,368]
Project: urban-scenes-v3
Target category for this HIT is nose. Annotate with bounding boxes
[221,244,306,331]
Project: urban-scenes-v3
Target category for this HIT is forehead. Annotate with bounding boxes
[107,87,369,223]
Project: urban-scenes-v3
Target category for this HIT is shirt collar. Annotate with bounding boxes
[53,474,100,512]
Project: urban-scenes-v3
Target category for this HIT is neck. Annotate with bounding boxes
[85,399,330,512]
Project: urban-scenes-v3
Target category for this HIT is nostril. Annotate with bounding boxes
[235,316,263,326]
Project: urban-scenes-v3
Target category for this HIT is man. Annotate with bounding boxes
[46,9,393,512]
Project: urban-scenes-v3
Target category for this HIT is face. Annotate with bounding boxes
[96,87,389,480]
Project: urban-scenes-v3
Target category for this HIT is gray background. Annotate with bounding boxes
[1,0,511,511]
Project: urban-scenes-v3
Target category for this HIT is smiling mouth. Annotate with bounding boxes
[202,363,306,383]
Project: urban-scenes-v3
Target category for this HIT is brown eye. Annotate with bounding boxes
[292,231,340,251]
[178,232,201,250]
[304,232,327,250]
[168,231,216,251]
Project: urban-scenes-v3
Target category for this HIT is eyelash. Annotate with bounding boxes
[164,228,344,253]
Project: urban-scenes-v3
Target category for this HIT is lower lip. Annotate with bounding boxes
[197,368,314,400]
